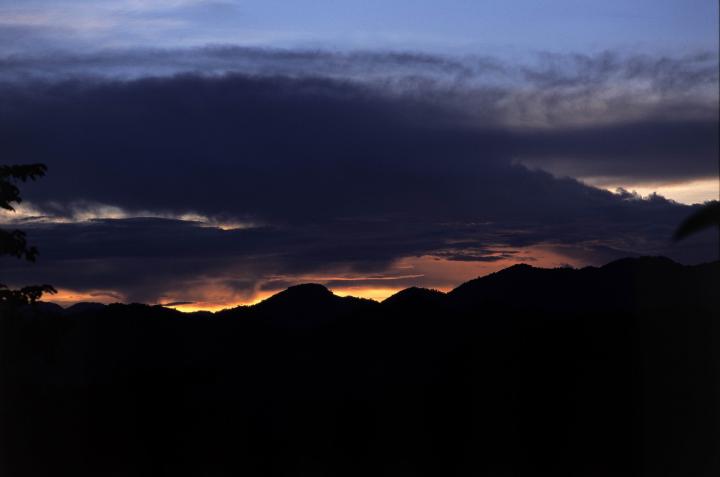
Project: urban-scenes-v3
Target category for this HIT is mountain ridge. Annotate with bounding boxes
[3,255,718,476]
[31,256,720,316]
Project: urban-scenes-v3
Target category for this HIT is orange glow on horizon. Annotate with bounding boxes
[166,287,407,312]
[50,289,122,307]
[46,244,588,313]
[165,292,274,313]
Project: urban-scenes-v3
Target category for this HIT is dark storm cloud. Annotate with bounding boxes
[515,119,719,182]
[1,47,715,136]
[1,72,716,216]
[1,48,716,190]
[2,196,714,303]
[1,74,489,221]
[0,61,717,302]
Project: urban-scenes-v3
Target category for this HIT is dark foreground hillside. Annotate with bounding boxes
[1,257,718,476]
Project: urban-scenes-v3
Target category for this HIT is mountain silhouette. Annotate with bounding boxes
[1,256,718,476]
[260,283,336,306]
[382,286,446,308]
[448,255,716,312]
[63,301,108,314]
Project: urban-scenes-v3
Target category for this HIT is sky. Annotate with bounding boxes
[1,0,718,310]
[0,1,717,54]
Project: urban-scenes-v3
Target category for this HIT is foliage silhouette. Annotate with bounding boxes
[674,200,720,241]
[0,163,56,305]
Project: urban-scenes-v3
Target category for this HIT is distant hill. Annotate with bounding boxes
[211,255,717,317]
[63,301,108,314]
[449,255,718,311]
[26,256,719,318]
[1,256,718,477]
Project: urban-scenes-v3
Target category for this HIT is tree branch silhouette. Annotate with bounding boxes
[0,163,56,306]
[673,201,720,241]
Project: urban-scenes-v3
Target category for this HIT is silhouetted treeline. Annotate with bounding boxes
[1,257,718,476]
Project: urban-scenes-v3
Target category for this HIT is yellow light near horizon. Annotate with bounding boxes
[332,287,406,302]
[598,178,719,205]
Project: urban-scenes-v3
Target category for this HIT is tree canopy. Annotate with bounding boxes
[0,164,56,305]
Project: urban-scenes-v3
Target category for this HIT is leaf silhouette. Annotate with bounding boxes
[673,201,720,241]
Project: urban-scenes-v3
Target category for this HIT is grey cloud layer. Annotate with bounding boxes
[0,56,717,301]
[3,202,715,303]
[1,69,716,207]
[1,46,716,89]
[0,47,716,132]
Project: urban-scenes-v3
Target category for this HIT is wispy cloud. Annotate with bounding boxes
[0,1,236,54]
[0,47,715,129]
[0,201,255,231]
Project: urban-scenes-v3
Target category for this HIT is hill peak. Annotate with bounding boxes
[256,283,336,309]
[494,262,536,274]
[601,256,680,271]
[283,283,333,295]
[382,287,445,307]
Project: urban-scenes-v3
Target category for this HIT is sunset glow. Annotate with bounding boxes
[44,245,594,312]
[1,0,716,314]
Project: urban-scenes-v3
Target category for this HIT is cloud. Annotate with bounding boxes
[0,200,252,230]
[0,1,233,56]
[1,47,715,96]
[513,119,719,182]
[0,45,491,82]
[0,70,715,209]
[1,194,715,304]
[0,54,716,304]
